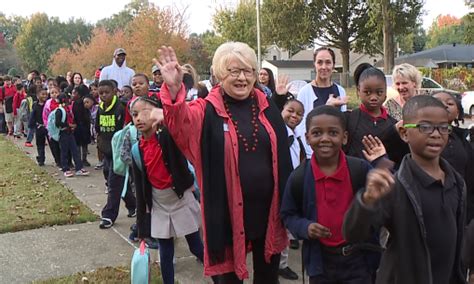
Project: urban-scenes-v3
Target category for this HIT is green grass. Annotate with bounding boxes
[34,265,164,284]
[345,87,359,110]
[0,137,97,233]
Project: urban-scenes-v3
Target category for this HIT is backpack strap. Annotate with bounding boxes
[59,107,67,123]
[289,159,308,213]
[131,142,143,172]
[346,156,367,194]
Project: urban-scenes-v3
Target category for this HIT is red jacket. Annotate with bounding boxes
[161,84,288,279]
[1,84,16,102]
[12,91,25,116]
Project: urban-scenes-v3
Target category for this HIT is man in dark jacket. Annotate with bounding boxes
[96,80,136,229]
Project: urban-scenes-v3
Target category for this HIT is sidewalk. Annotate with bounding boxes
[1,136,304,283]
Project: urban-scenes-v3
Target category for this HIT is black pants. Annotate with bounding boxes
[101,156,136,222]
[35,127,47,164]
[48,136,61,166]
[309,249,371,284]
[212,238,280,284]
[59,131,82,172]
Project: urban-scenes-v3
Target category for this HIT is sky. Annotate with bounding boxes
[0,0,471,34]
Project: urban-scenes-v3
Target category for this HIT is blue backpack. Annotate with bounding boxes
[46,107,66,141]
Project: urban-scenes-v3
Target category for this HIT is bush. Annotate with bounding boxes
[420,66,474,91]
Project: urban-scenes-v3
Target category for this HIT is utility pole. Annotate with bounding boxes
[256,0,261,68]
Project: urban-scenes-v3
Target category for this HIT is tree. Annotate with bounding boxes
[308,0,371,86]
[463,13,474,44]
[0,13,26,43]
[213,0,266,51]
[187,33,212,76]
[365,0,423,72]
[426,15,465,48]
[398,24,427,54]
[96,0,151,33]
[261,0,312,56]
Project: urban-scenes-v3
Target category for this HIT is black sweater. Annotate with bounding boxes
[132,128,195,239]
[28,102,45,129]
[95,96,124,158]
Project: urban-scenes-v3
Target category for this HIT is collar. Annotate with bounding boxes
[405,155,456,189]
[205,85,269,119]
[100,95,117,112]
[311,150,348,182]
[359,103,388,120]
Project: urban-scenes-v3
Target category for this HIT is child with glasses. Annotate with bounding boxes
[343,95,467,284]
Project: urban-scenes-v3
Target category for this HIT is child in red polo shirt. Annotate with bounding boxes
[130,95,203,284]
[344,63,398,160]
[281,105,380,283]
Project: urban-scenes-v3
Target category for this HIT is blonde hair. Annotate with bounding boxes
[212,42,257,81]
[392,63,422,89]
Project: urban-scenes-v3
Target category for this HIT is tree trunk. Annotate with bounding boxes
[340,46,350,88]
[382,0,395,73]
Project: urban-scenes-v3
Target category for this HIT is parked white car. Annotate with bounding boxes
[461,91,474,116]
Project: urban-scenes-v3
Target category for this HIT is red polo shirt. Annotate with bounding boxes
[311,150,354,247]
[359,103,388,122]
[140,134,173,190]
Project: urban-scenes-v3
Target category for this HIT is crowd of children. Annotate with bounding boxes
[1,42,474,284]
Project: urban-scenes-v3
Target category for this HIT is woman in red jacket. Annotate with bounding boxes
[153,42,292,283]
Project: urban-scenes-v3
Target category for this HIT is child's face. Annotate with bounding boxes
[34,80,42,88]
[131,100,154,133]
[98,85,115,104]
[400,106,450,163]
[282,101,304,130]
[37,91,48,103]
[47,80,55,90]
[71,89,80,101]
[357,76,386,112]
[5,80,11,86]
[90,85,99,99]
[132,76,149,97]
[433,92,458,123]
[122,87,133,100]
[83,97,94,109]
[50,88,60,99]
[305,114,347,161]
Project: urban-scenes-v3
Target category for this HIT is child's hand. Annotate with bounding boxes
[326,94,348,107]
[363,168,395,207]
[150,108,164,129]
[275,74,289,95]
[69,123,77,129]
[362,135,386,162]
[308,222,332,239]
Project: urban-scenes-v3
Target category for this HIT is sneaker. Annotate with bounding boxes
[278,267,299,280]
[64,171,74,177]
[24,142,33,147]
[127,209,137,218]
[145,238,159,249]
[94,162,104,170]
[37,162,45,166]
[75,169,90,176]
[99,218,113,229]
[129,224,138,242]
[289,240,300,250]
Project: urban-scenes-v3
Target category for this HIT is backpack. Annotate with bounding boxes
[111,122,138,176]
[46,107,66,141]
[18,99,29,122]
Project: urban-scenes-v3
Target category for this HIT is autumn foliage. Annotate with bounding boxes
[49,5,190,79]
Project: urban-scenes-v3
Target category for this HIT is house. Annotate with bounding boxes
[375,44,474,69]
[263,47,382,84]
[263,44,290,61]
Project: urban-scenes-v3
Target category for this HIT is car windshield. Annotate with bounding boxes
[422,78,442,89]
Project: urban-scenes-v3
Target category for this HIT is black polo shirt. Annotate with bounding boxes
[406,156,460,284]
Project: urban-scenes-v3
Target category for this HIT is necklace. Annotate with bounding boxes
[224,95,259,152]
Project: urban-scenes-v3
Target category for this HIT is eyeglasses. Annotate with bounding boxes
[403,123,452,134]
[227,68,255,78]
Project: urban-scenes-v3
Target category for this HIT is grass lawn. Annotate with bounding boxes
[0,137,97,233]
[34,265,163,284]
[345,87,360,110]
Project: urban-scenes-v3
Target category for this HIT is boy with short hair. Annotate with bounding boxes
[281,105,380,283]
[28,88,48,165]
[343,95,467,284]
[96,80,136,229]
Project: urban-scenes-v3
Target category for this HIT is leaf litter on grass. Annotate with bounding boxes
[0,137,97,233]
